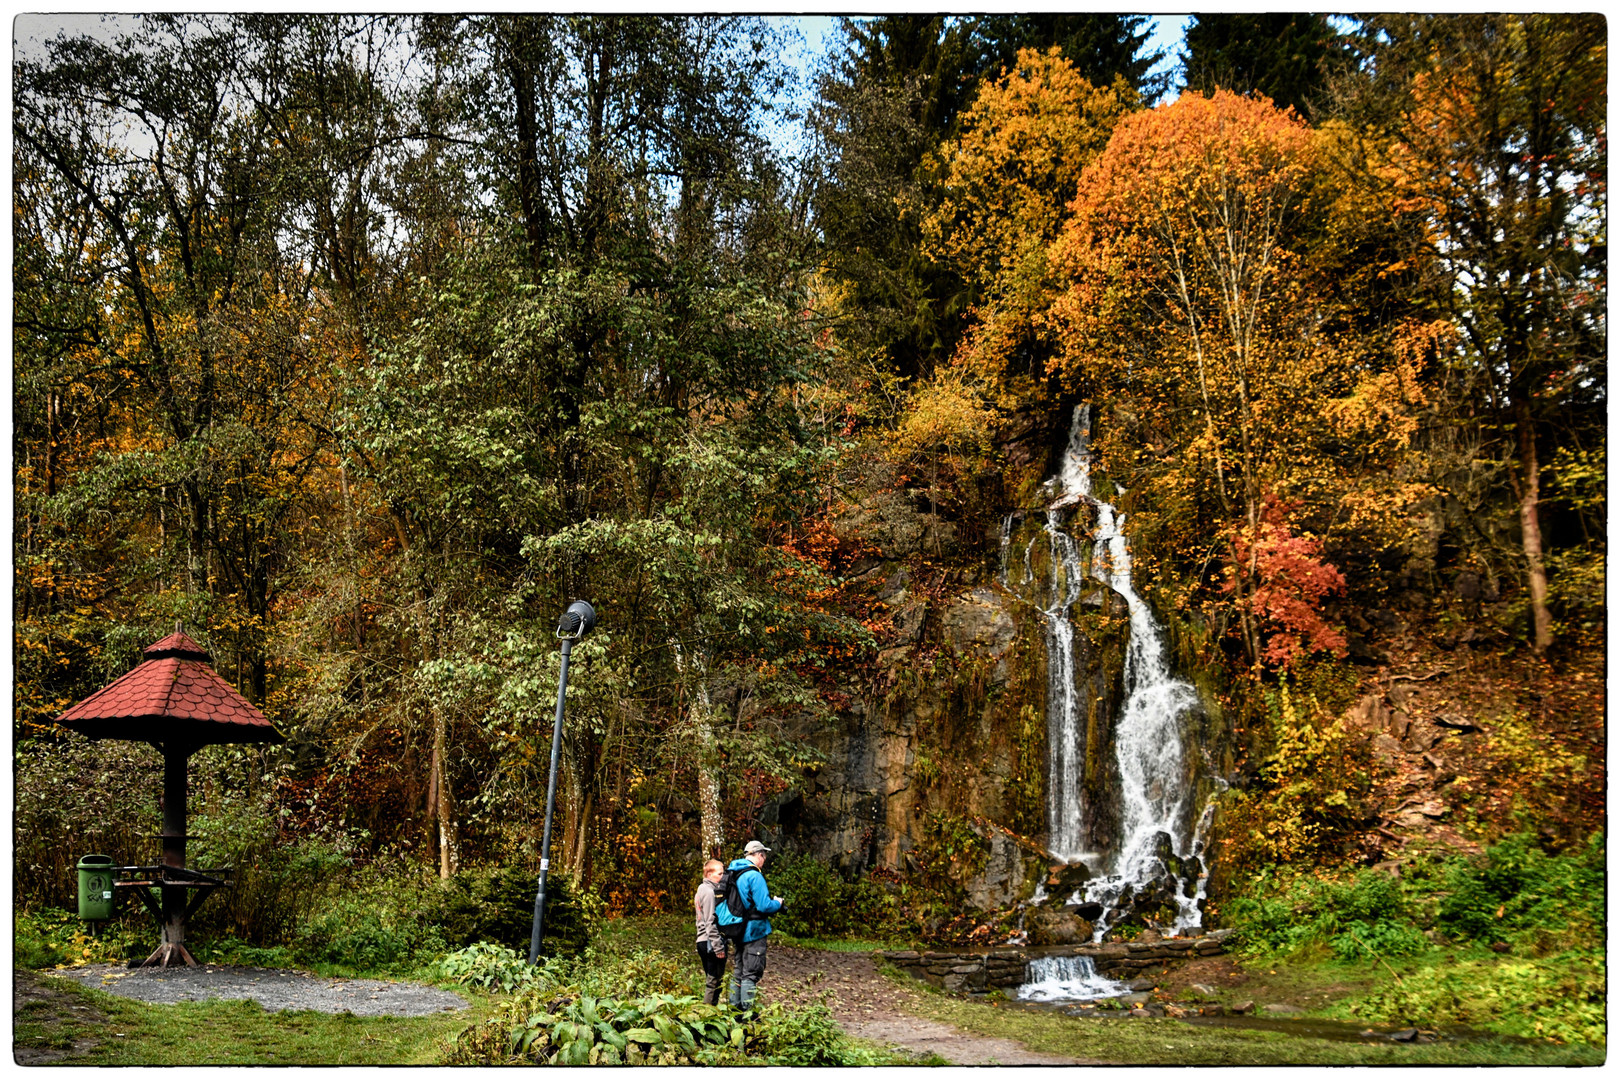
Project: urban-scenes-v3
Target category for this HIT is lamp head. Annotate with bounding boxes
[556,600,596,641]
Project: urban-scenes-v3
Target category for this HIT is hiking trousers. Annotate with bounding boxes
[729,937,769,1012]
[695,941,728,1006]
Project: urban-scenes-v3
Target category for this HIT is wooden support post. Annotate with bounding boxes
[143,742,199,968]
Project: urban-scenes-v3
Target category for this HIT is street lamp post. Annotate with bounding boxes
[529,600,596,965]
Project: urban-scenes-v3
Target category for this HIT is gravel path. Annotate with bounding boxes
[764,946,1094,1065]
[49,963,468,1018]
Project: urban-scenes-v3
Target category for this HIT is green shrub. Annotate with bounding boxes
[1437,832,1603,949]
[422,865,588,956]
[759,851,934,942]
[765,853,858,938]
[447,980,884,1066]
[749,999,885,1066]
[1335,949,1606,1045]
[449,990,747,1065]
[198,835,358,946]
[202,939,295,967]
[1330,919,1429,962]
[13,906,145,968]
[1228,867,1422,959]
[284,877,448,972]
[438,942,540,993]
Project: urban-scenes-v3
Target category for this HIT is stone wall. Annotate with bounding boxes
[882,928,1235,994]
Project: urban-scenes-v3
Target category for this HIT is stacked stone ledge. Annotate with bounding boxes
[882,929,1234,994]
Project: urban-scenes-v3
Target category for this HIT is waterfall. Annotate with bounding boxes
[1016,955,1130,1003]
[1010,404,1210,938]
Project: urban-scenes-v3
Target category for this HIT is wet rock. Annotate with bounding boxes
[876,567,910,603]
[1127,978,1156,992]
[1125,1008,1154,1018]
[1119,992,1152,1007]
[940,588,1016,657]
[1163,1003,1191,1019]
[1230,1000,1255,1015]
[1046,861,1093,894]
[1199,1004,1225,1017]
[1388,1028,1420,1042]
[891,602,926,643]
[1026,908,1090,945]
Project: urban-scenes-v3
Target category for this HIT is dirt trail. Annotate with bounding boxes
[764,946,1096,1065]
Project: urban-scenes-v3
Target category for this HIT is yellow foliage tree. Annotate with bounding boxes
[920,46,1134,404]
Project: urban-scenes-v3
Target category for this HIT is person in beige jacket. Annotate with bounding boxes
[692,859,728,1005]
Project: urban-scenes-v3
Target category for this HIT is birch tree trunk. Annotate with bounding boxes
[673,640,725,857]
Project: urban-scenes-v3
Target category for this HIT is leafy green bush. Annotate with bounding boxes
[14,911,69,969]
[13,906,146,968]
[765,853,859,938]
[449,990,747,1065]
[749,999,884,1066]
[198,835,358,946]
[448,975,885,1066]
[1335,949,1606,1045]
[438,942,540,993]
[1437,832,1603,949]
[1228,867,1421,959]
[422,865,588,956]
[1330,918,1429,962]
[760,851,936,942]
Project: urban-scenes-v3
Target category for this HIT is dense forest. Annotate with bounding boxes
[13,12,1605,1006]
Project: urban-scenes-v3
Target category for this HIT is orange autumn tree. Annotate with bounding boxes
[920,46,1134,402]
[1047,89,1351,667]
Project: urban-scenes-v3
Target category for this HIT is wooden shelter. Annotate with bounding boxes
[55,625,284,966]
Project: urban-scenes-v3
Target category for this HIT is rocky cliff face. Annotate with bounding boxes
[765,457,1141,910]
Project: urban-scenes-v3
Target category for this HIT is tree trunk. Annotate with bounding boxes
[432,708,458,878]
[1514,397,1554,653]
[693,677,725,858]
[674,640,725,857]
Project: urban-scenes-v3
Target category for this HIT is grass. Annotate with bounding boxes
[14,969,499,1066]
[16,903,1602,1066]
[887,969,1602,1066]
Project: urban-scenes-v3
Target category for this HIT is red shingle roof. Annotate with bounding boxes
[55,631,284,745]
[142,630,212,662]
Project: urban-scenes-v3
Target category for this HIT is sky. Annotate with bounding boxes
[763,14,1192,158]
[15,13,1196,162]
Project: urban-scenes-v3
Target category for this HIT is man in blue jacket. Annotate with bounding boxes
[717,839,784,1016]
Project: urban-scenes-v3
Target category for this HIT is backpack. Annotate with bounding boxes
[716,865,762,942]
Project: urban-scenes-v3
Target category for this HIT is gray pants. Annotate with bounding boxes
[728,937,769,1011]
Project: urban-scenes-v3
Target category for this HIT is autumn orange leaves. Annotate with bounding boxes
[910,53,1421,668]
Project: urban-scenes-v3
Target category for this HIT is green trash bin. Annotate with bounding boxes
[77,855,116,921]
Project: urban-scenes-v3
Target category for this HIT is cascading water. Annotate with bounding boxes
[1008,404,1212,940]
[1016,955,1130,1003]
